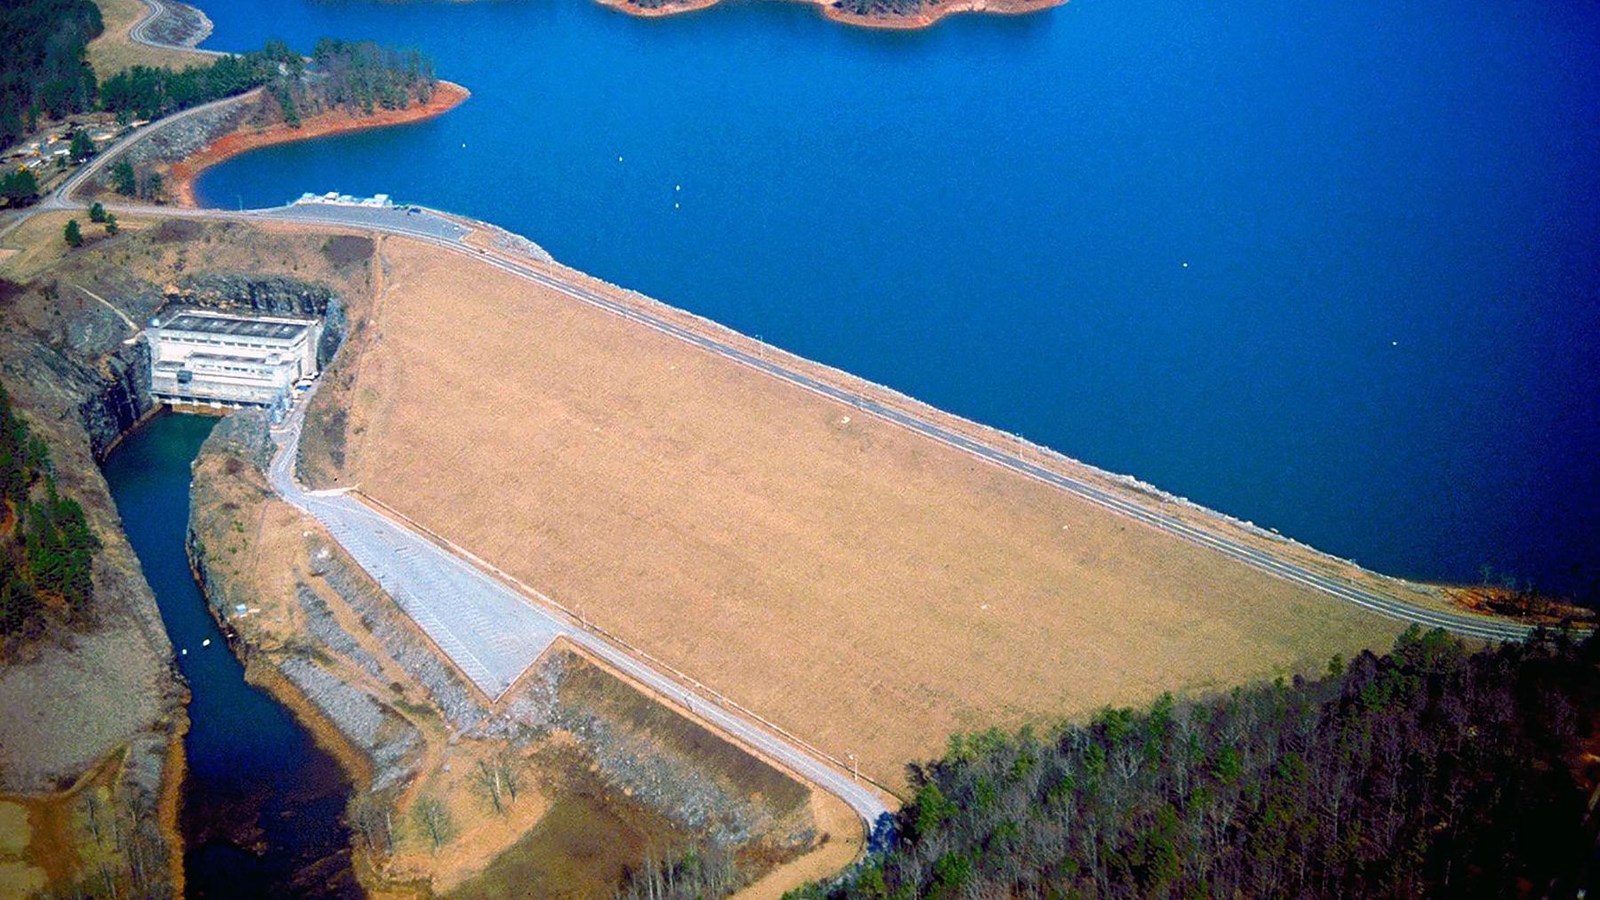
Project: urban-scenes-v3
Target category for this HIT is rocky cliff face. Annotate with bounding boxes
[0,290,183,895]
[0,218,371,895]
[91,98,251,185]
[5,325,151,466]
[67,273,349,457]
[0,269,345,460]
[81,337,155,458]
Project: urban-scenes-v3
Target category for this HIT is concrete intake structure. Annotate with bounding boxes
[148,308,322,410]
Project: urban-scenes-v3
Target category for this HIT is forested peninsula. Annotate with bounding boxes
[163,40,466,207]
[74,38,460,207]
[3,6,456,209]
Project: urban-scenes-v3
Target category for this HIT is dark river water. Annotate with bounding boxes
[102,414,357,898]
[190,0,1600,596]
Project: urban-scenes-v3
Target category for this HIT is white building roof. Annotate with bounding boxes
[158,310,312,342]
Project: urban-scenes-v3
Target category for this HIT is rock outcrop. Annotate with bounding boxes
[169,273,347,367]
[0,288,183,895]
[89,97,253,193]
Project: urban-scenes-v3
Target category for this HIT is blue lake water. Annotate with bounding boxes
[194,0,1600,596]
[102,414,357,897]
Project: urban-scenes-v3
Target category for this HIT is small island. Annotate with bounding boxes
[596,0,1066,31]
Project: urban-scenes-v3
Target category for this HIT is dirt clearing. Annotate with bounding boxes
[330,237,1402,790]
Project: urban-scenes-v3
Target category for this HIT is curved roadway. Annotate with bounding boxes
[386,231,1546,647]
[29,125,1562,646]
[233,200,1545,645]
[126,0,225,58]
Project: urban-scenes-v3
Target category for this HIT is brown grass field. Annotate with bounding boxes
[322,235,1404,791]
[87,0,212,78]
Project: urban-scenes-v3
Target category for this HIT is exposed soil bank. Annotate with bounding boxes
[595,0,1065,30]
[170,81,471,207]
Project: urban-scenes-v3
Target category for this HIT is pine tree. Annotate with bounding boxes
[110,159,136,196]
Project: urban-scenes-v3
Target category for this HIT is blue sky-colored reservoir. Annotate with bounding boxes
[194,0,1600,595]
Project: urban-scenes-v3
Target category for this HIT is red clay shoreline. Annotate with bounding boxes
[594,0,1065,30]
[168,80,470,208]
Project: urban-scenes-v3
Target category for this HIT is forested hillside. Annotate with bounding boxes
[5,19,438,155]
[798,627,1599,898]
[0,0,104,145]
[97,40,302,121]
[98,39,437,127]
[0,382,101,650]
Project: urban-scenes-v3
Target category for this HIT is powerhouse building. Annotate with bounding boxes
[147,309,323,408]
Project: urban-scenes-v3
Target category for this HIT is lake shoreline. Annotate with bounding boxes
[594,0,1065,30]
[170,80,471,208]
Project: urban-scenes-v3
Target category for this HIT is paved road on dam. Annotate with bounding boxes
[272,202,1538,645]
[267,394,893,824]
[440,244,1544,646]
[50,125,1524,646]
[17,117,1550,646]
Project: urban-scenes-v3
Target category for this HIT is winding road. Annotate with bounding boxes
[126,0,225,58]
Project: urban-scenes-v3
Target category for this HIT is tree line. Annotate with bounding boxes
[0,382,100,646]
[832,0,926,18]
[97,41,304,122]
[302,38,437,116]
[0,168,40,205]
[793,626,1600,899]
